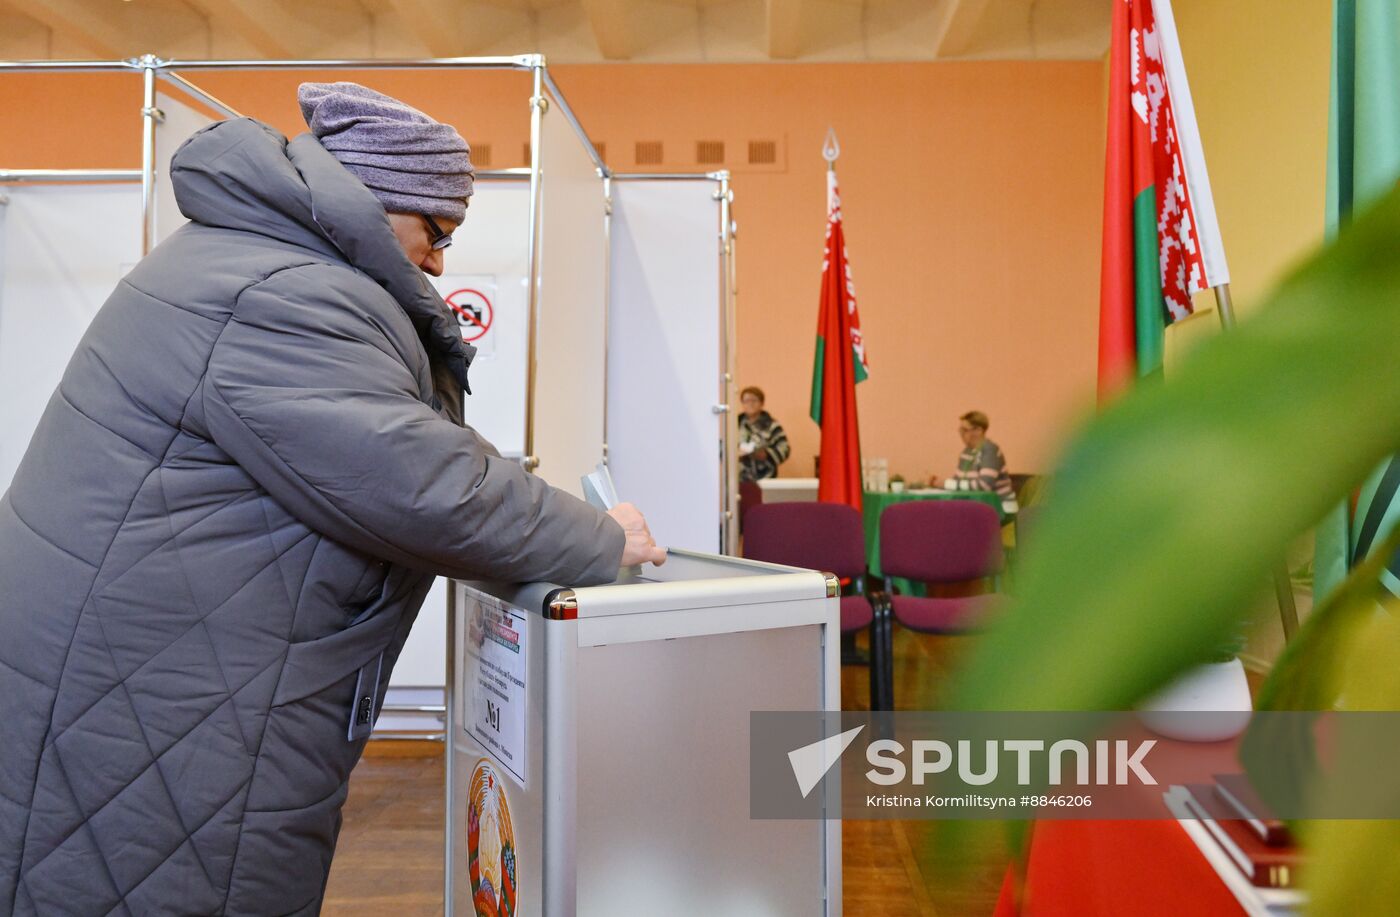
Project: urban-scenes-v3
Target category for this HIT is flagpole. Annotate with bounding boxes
[823,126,840,173]
[1212,283,1301,642]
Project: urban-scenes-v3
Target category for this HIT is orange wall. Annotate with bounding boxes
[0,63,1104,481]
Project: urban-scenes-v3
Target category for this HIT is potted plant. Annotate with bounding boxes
[1138,626,1252,741]
[950,184,1400,907]
[889,474,906,493]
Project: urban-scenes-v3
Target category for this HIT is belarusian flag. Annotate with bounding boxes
[810,168,869,511]
[1099,0,1229,402]
[1314,0,1400,601]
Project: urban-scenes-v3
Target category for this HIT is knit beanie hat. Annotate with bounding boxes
[297,81,474,223]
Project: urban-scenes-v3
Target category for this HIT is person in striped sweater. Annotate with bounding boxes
[930,410,1019,514]
[738,385,791,482]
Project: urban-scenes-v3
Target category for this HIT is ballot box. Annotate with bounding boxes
[446,550,841,916]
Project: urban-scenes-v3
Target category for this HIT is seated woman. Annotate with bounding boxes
[738,385,791,482]
[930,410,1019,514]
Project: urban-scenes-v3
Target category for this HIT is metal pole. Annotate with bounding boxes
[601,173,613,466]
[0,54,534,75]
[0,60,137,72]
[611,171,730,182]
[443,583,457,915]
[157,71,243,119]
[0,169,141,182]
[1211,281,1239,330]
[150,55,538,72]
[139,54,161,256]
[1211,282,1300,641]
[718,173,738,554]
[540,65,608,177]
[522,64,546,473]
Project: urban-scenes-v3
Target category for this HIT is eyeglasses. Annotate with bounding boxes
[958,426,976,434]
[422,214,453,251]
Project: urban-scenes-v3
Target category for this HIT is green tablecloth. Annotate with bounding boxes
[862,489,1005,579]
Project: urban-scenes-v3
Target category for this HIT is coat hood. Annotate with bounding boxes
[169,117,474,392]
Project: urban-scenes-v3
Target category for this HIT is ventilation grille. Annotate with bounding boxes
[472,137,784,172]
[696,140,725,165]
[748,140,778,165]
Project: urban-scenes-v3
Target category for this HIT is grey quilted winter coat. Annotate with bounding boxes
[0,117,624,915]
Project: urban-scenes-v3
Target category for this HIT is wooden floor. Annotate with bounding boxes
[324,628,1008,916]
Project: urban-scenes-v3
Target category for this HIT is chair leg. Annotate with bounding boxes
[866,620,882,712]
[841,630,869,666]
[880,604,896,711]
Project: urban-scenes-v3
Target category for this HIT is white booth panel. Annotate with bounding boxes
[154,91,215,245]
[531,105,607,498]
[608,180,725,553]
[0,184,141,493]
[392,181,532,693]
[430,181,530,458]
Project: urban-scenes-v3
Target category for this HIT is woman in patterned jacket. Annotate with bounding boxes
[738,385,791,482]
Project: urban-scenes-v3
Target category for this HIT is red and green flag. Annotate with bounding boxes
[1099,0,1229,402]
[810,168,870,511]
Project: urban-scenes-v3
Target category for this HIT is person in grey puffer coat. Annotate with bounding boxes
[0,83,663,916]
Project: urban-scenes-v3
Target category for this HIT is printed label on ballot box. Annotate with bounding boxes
[463,596,528,785]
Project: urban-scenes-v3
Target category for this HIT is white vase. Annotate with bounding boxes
[1137,657,1253,742]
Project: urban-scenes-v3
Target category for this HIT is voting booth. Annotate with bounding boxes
[0,55,739,736]
[448,553,842,916]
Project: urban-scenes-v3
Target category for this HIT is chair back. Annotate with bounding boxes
[880,500,1003,583]
[743,503,867,579]
[738,478,763,530]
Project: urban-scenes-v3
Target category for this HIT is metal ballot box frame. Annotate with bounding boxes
[446,550,841,916]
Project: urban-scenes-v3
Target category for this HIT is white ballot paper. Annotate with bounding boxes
[582,462,645,577]
[581,461,620,511]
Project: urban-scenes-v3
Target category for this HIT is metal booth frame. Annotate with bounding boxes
[0,53,740,558]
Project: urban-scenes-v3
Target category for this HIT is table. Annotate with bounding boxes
[992,729,1252,917]
[862,489,1006,578]
[756,476,819,503]
[992,821,1246,917]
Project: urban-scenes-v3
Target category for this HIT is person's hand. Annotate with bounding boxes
[608,503,667,567]
[928,474,942,488]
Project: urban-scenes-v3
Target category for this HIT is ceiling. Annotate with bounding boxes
[0,0,1110,63]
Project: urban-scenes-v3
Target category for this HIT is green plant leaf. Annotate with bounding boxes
[1254,523,1400,712]
[1298,609,1400,915]
[1303,819,1400,915]
[952,182,1400,713]
[1240,550,1400,824]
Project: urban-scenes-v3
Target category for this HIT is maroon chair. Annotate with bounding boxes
[738,478,763,532]
[878,501,1005,707]
[743,502,888,710]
